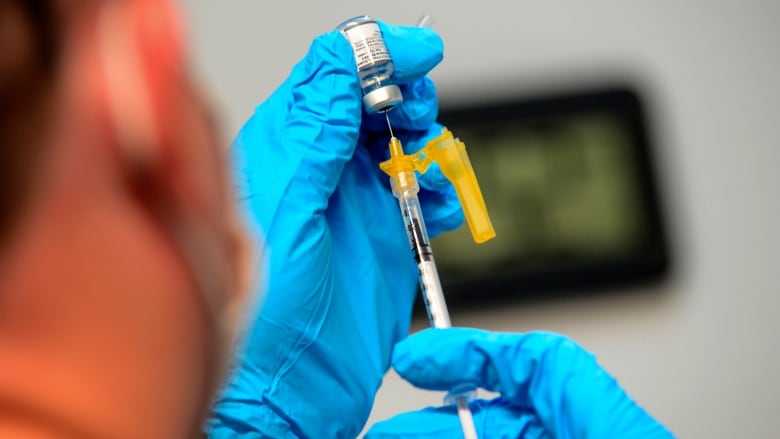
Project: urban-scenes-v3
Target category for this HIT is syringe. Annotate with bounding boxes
[381,114,482,439]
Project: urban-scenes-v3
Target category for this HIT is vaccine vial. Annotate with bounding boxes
[337,16,403,114]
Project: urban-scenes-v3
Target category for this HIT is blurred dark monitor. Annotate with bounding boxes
[431,86,670,306]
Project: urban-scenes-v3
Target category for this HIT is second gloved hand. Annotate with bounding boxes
[207,21,463,438]
[366,328,673,439]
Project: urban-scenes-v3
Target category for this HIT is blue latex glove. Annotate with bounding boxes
[206,22,464,438]
[366,328,673,438]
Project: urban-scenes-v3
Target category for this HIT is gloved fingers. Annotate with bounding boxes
[393,328,508,396]
[365,398,545,439]
[379,22,443,84]
[233,30,362,208]
[236,22,442,207]
[392,327,672,438]
[392,327,588,399]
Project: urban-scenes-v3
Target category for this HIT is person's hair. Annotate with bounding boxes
[0,0,59,245]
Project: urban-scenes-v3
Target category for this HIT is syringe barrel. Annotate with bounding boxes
[385,139,479,437]
[395,193,452,329]
[418,259,452,329]
[383,138,453,328]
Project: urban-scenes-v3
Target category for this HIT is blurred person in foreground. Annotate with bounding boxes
[0,0,671,438]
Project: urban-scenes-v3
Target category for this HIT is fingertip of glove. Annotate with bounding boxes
[426,210,465,239]
[377,21,444,82]
[418,185,465,239]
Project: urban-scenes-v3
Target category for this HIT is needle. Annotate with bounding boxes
[385,111,395,138]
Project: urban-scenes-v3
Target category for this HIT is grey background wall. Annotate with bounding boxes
[183,1,780,437]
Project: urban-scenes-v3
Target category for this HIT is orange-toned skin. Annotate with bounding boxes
[0,1,252,437]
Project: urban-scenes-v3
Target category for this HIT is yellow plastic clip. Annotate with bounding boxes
[380,128,496,244]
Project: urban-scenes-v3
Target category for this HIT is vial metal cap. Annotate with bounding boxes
[363,84,403,114]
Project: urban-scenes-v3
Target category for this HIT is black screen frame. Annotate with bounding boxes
[430,85,671,307]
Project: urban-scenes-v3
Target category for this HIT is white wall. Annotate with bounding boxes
[184,1,780,437]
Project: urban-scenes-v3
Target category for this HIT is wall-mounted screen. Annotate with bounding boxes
[432,86,670,305]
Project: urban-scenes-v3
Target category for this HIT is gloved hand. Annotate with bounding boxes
[366,328,673,438]
[206,21,463,438]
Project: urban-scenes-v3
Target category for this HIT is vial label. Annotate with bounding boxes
[343,23,391,70]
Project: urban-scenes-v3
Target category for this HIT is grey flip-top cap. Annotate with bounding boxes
[363,84,403,114]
